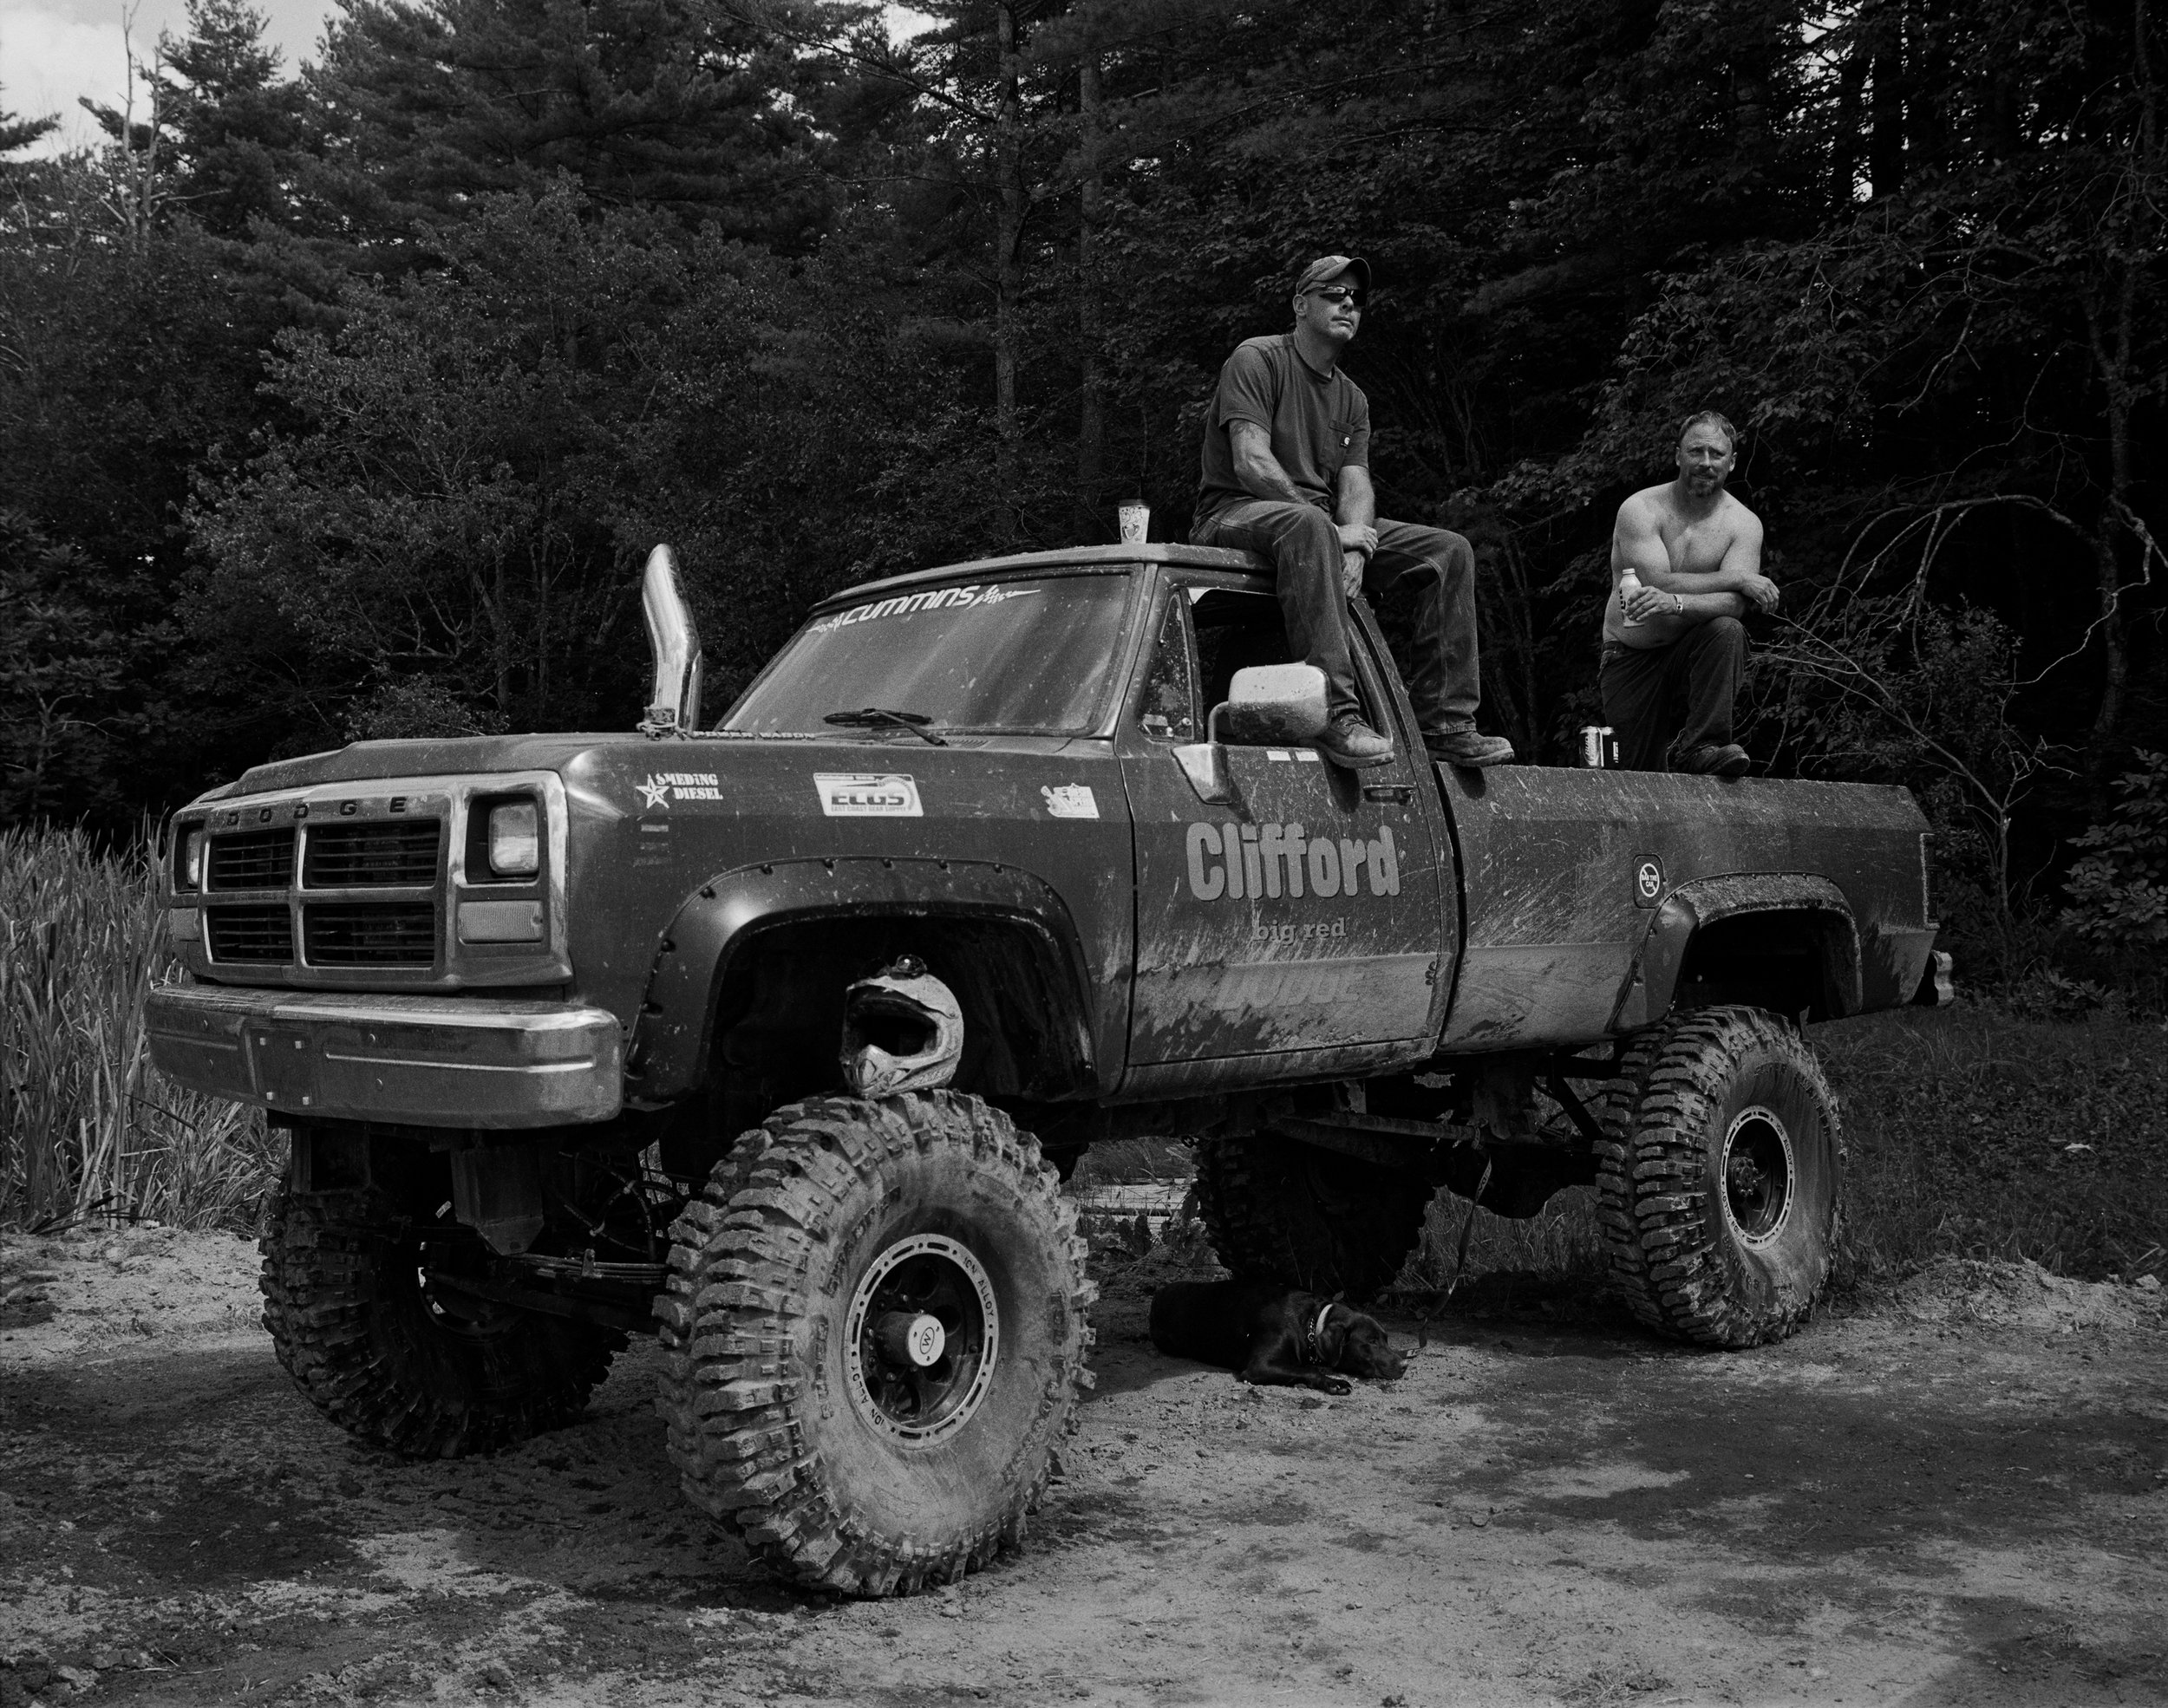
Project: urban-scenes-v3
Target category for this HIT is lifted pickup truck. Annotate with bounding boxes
[147,543,1943,1597]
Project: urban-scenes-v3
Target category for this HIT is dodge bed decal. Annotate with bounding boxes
[1185,822,1400,902]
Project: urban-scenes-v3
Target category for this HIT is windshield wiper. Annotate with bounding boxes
[821,707,950,746]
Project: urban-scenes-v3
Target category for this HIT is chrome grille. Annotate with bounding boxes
[206,906,294,963]
[207,830,295,890]
[304,821,441,888]
[304,903,437,967]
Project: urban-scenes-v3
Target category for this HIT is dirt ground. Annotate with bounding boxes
[3,1224,2166,1708]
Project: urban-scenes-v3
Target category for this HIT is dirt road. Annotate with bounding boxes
[3,1225,2165,1707]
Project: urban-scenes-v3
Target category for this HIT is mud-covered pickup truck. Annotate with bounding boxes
[147,542,1945,1596]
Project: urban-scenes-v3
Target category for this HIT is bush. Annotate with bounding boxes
[2059,750,2168,1013]
[0,825,278,1230]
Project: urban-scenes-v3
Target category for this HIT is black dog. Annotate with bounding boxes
[1148,1280,1407,1396]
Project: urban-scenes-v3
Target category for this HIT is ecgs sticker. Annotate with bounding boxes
[815,773,924,818]
[1041,784,1098,820]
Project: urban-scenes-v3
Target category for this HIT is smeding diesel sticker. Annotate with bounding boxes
[637,772,722,811]
[1185,822,1400,902]
[810,583,1040,636]
[816,773,923,817]
[1041,784,1098,820]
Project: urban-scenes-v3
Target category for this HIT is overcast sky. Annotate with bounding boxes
[3,0,930,153]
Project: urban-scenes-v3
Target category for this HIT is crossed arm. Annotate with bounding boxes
[1228,420,1376,596]
[1612,498,1778,631]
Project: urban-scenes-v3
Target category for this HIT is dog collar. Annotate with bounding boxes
[1308,1301,1335,1365]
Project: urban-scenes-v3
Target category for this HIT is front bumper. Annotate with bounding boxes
[145,982,624,1128]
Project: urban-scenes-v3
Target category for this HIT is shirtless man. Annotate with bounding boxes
[1600,412,1779,775]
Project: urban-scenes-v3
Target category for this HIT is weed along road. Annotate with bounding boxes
[3,1227,2165,1707]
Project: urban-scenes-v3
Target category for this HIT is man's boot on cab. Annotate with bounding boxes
[1317,712,1395,770]
[1424,724,1514,768]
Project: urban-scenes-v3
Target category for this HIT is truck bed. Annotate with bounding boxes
[1434,766,1935,1050]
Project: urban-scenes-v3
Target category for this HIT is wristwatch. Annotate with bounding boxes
[1672,594,1684,615]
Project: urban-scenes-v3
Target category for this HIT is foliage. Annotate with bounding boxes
[2062,751,2168,948]
[2059,749,2168,1008]
[1819,1005,2168,1288]
[0,0,2162,1007]
[0,825,278,1231]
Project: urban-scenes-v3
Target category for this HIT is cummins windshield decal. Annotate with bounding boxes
[815,773,924,817]
[810,583,1039,636]
[1185,822,1400,901]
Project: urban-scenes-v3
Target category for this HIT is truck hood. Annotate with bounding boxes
[206,734,673,802]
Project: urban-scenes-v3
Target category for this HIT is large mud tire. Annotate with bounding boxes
[258,1185,624,1457]
[1589,1026,1674,1328]
[1194,1132,1433,1302]
[1598,1007,1844,1348]
[656,1091,1094,1597]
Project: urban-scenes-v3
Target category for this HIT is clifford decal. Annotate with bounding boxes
[1184,822,1400,903]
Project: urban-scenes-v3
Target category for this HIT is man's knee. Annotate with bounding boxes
[1691,615,1747,660]
[1381,523,1471,575]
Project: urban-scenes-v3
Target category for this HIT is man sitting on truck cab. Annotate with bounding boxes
[1190,255,1513,773]
[1601,411,1781,776]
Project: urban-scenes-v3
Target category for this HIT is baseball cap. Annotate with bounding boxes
[1295,255,1371,295]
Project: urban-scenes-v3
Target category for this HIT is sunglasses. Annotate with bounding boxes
[1308,286,1365,307]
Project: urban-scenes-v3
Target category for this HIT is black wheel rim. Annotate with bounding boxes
[844,1233,999,1450]
[1721,1105,1795,1247]
[416,1237,519,1339]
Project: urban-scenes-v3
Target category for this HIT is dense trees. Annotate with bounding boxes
[2,0,2162,985]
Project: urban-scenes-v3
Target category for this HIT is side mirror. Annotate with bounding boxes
[1173,663,1329,805]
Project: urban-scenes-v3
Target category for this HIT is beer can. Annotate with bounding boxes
[1580,725,1616,768]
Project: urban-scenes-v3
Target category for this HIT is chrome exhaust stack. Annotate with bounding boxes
[639,544,703,736]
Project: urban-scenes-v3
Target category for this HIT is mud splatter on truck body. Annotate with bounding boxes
[141,542,1945,1598]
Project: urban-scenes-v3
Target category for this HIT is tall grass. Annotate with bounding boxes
[1,825,278,1231]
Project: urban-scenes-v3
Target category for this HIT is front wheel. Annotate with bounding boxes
[1599,1007,1844,1347]
[656,1092,1094,1596]
[258,1183,624,1457]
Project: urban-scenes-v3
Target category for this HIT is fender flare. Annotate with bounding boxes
[1611,873,1863,1030]
[625,857,1104,1104]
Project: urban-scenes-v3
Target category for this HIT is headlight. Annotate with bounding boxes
[486,801,539,877]
[177,827,203,891]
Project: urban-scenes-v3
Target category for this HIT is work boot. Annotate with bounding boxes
[1424,725,1515,768]
[1316,712,1394,770]
[1673,741,1752,777]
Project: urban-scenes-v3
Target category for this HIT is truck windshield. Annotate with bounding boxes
[725,574,1133,736]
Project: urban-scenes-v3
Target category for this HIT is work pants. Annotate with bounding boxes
[1192,500,1479,730]
[1599,616,1747,771]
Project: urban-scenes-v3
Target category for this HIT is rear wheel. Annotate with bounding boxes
[656,1091,1094,1596]
[1597,1007,1843,1347]
[258,1183,624,1457]
[1194,1132,1433,1302]
[1590,1027,1673,1331]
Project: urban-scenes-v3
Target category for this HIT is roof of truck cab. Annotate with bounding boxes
[820,544,1267,609]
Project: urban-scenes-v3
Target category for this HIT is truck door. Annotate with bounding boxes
[1117,579,1449,1089]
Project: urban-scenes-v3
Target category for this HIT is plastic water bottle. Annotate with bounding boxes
[1618,569,1644,627]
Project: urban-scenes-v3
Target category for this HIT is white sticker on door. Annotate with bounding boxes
[814,774,924,817]
[1041,784,1099,819]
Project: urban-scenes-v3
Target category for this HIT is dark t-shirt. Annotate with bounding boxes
[1195,334,1370,525]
